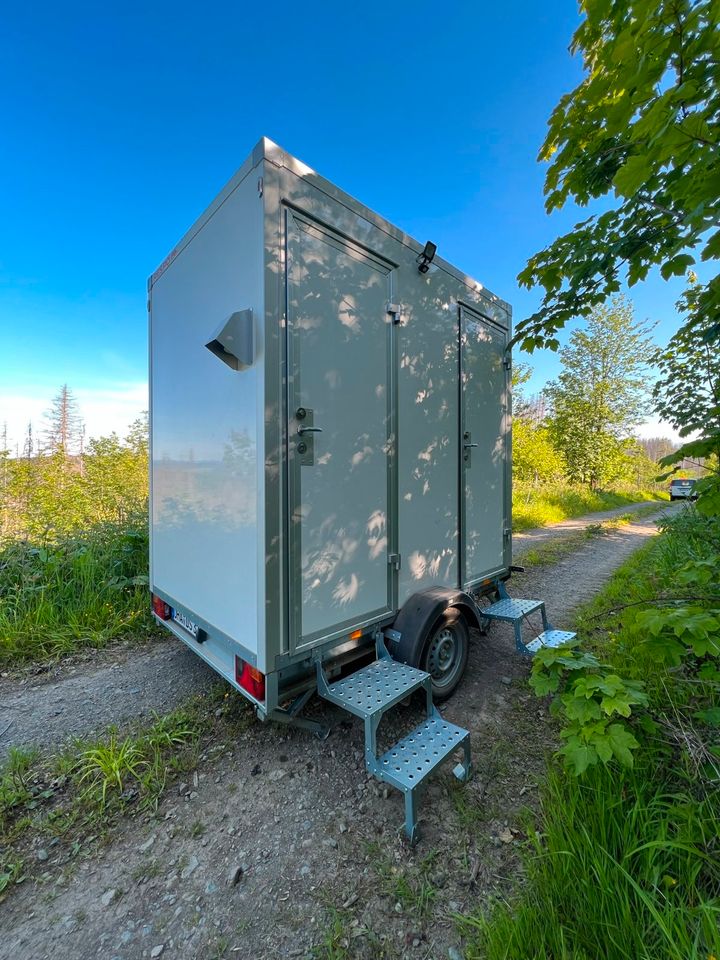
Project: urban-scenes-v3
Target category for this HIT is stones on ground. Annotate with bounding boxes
[268,768,286,782]
[227,865,243,887]
[36,849,48,862]
[500,676,512,686]
[139,835,156,853]
[150,946,165,958]
[180,856,199,879]
[100,888,118,907]
[499,827,514,844]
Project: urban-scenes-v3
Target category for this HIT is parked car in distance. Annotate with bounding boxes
[669,478,697,501]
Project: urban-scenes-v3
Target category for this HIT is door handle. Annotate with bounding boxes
[463,442,478,448]
[298,426,323,435]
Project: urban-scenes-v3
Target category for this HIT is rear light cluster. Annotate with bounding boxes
[235,656,265,701]
[152,594,171,620]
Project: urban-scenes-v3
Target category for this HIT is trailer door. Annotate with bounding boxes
[286,211,395,650]
[460,305,509,587]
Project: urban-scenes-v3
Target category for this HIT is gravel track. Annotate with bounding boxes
[0,499,670,763]
[1,503,678,960]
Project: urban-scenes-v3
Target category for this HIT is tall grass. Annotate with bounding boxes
[0,519,154,665]
[512,484,666,531]
[461,506,720,960]
[462,760,720,960]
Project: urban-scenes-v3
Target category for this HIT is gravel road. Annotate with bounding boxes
[1,502,678,960]
[0,499,670,762]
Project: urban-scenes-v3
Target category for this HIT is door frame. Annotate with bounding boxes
[283,205,399,653]
[458,301,512,590]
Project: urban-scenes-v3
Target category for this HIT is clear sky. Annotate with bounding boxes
[0,0,691,451]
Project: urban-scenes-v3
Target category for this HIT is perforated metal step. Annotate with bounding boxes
[322,658,430,719]
[373,715,470,791]
[525,630,577,654]
[482,597,544,622]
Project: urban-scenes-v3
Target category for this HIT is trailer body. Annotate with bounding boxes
[149,138,512,715]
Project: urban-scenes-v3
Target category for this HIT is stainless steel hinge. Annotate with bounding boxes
[503,356,511,370]
[503,527,511,539]
[386,302,402,324]
[388,552,401,569]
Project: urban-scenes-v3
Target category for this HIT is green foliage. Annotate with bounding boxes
[0,411,152,665]
[530,640,648,773]
[462,506,720,960]
[0,523,153,665]
[653,280,720,446]
[512,484,664,532]
[544,297,655,488]
[514,0,720,352]
[460,760,720,960]
[512,419,566,486]
[72,710,199,809]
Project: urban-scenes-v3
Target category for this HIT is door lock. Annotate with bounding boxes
[463,431,478,464]
[295,408,319,466]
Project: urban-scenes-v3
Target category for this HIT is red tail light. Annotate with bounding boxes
[235,657,265,701]
[152,594,171,620]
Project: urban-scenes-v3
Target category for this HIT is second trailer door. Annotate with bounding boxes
[460,305,509,587]
[286,212,395,649]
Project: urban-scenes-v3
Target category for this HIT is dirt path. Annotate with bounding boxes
[512,497,666,553]
[1,505,678,960]
[0,499,669,764]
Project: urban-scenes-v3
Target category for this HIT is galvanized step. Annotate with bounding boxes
[320,657,430,720]
[315,642,471,844]
[525,630,577,655]
[482,597,545,622]
[371,712,472,845]
[374,714,470,791]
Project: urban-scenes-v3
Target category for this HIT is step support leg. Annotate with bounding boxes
[453,734,473,783]
[404,788,419,845]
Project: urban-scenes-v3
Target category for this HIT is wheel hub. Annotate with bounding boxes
[427,627,456,678]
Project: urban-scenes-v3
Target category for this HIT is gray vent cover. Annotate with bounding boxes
[205,309,254,370]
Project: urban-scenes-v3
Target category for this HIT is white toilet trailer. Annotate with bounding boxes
[149,138,565,840]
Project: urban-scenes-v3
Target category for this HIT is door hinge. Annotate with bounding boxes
[502,356,511,370]
[386,302,402,325]
[503,527,511,539]
[257,176,264,197]
[388,552,401,570]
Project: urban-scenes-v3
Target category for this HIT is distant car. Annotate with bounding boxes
[669,478,697,501]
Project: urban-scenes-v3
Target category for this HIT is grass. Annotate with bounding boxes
[365,841,440,920]
[0,685,252,902]
[519,503,667,568]
[0,520,156,666]
[460,506,720,960]
[512,484,667,532]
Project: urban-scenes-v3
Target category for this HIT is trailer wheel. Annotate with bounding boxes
[420,609,469,701]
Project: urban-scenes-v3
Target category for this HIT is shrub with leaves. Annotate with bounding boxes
[530,640,649,774]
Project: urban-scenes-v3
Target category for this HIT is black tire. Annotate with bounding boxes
[419,609,469,702]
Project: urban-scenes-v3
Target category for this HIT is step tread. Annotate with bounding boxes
[525,629,577,654]
[324,658,429,718]
[375,716,468,790]
[482,597,544,620]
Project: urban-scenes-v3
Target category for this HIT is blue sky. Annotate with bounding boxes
[0,0,691,450]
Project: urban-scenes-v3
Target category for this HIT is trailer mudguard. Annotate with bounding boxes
[386,587,482,667]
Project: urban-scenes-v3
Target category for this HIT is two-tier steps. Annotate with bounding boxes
[316,637,472,843]
[481,582,576,656]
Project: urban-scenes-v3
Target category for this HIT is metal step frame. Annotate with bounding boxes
[316,633,472,843]
[481,581,576,656]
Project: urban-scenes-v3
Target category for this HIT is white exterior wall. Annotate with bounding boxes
[149,164,265,664]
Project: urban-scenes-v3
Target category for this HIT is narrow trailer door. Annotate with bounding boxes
[460,305,510,588]
[286,211,396,650]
